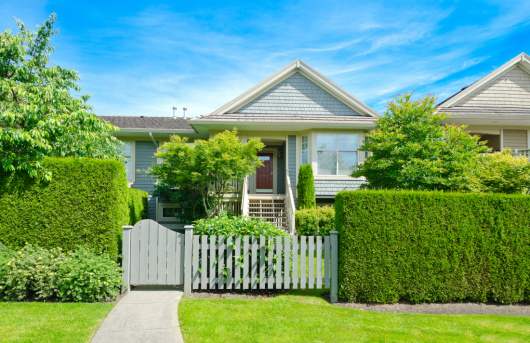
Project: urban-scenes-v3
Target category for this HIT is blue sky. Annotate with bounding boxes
[2,0,530,117]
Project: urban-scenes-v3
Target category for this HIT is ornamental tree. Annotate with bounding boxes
[148,129,264,219]
[353,93,490,191]
[0,14,121,180]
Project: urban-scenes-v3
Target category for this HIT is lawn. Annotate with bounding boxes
[179,290,530,343]
[0,302,115,343]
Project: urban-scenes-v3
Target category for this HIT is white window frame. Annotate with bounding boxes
[316,134,359,176]
[120,141,135,184]
[157,203,183,222]
[301,135,309,165]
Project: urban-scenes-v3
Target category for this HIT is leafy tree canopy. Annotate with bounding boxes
[0,14,121,180]
[149,129,264,219]
[353,93,490,191]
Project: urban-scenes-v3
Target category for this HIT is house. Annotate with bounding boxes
[437,52,530,153]
[100,52,530,231]
[100,59,379,231]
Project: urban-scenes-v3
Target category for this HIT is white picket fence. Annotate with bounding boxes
[122,220,338,302]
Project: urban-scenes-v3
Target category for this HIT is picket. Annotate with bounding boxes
[122,220,339,303]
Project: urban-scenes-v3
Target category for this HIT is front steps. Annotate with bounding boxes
[248,195,287,230]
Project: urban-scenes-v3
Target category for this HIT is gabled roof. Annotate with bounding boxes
[99,116,194,132]
[438,52,530,108]
[196,58,380,119]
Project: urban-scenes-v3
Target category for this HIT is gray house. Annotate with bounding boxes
[100,59,380,232]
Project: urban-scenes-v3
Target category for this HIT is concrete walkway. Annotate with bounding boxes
[91,286,184,343]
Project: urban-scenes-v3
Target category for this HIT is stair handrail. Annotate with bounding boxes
[241,175,249,216]
[285,172,296,234]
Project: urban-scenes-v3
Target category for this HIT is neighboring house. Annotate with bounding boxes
[438,52,530,153]
[100,53,530,231]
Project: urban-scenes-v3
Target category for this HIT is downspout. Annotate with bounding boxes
[149,132,158,148]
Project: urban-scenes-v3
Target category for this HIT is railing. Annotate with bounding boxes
[241,176,249,216]
[513,149,530,158]
[285,172,296,235]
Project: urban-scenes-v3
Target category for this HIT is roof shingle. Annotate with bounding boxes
[98,116,193,131]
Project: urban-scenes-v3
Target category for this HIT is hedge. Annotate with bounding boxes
[0,157,148,260]
[335,190,530,304]
[295,206,334,236]
[297,164,316,209]
[126,188,148,226]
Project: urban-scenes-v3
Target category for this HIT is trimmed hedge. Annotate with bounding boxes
[297,164,316,209]
[0,157,148,260]
[295,206,335,236]
[335,190,530,304]
[126,188,148,226]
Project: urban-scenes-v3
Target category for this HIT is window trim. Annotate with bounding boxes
[316,133,359,176]
[121,140,135,184]
[301,135,309,165]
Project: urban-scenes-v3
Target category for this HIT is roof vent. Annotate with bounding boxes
[172,107,177,119]
[183,107,187,118]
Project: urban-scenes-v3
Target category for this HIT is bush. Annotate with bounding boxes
[295,206,335,236]
[193,213,287,237]
[297,165,316,209]
[473,150,530,194]
[0,244,122,302]
[126,188,149,225]
[0,157,147,260]
[335,190,530,304]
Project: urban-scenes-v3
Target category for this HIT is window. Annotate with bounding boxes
[120,141,134,181]
[316,134,358,175]
[157,203,183,222]
[301,135,309,165]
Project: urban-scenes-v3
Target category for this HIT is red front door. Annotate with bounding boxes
[256,153,273,192]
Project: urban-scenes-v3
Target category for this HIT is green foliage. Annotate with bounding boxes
[354,93,490,191]
[0,244,122,302]
[297,164,316,209]
[0,14,122,180]
[154,184,208,222]
[149,129,264,219]
[335,190,530,304]
[126,188,148,225]
[0,157,147,260]
[472,149,530,194]
[295,206,335,236]
[193,212,287,237]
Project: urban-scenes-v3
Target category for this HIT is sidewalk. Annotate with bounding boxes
[91,286,184,343]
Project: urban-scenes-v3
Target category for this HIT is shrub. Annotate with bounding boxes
[473,150,530,194]
[126,188,149,225]
[0,244,122,302]
[193,212,287,237]
[297,164,316,209]
[295,206,335,236]
[335,190,530,304]
[0,157,147,260]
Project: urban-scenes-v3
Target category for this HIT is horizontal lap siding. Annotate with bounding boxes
[131,141,158,220]
[503,130,528,150]
[314,180,365,197]
[288,136,297,203]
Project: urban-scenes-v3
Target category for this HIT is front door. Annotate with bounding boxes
[256,153,273,193]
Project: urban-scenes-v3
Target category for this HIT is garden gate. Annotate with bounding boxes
[122,219,338,302]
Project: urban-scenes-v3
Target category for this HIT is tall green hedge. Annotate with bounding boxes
[126,188,148,226]
[297,164,316,209]
[0,157,148,259]
[335,190,530,304]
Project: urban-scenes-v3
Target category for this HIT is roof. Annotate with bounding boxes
[98,116,194,131]
[437,52,530,107]
[194,58,380,121]
[438,107,530,117]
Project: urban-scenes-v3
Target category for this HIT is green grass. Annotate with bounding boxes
[179,290,530,343]
[0,302,115,343]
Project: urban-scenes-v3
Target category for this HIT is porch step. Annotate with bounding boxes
[248,197,287,230]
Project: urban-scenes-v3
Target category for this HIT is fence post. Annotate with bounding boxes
[121,225,133,293]
[330,231,339,303]
[184,225,194,296]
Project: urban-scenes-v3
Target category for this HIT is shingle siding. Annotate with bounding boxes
[459,66,530,108]
[233,72,362,116]
[314,180,365,197]
[131,141,158,221]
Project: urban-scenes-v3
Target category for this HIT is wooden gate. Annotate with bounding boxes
[122,220,185,287]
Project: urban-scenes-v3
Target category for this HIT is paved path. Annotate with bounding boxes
[91,286,184,343]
